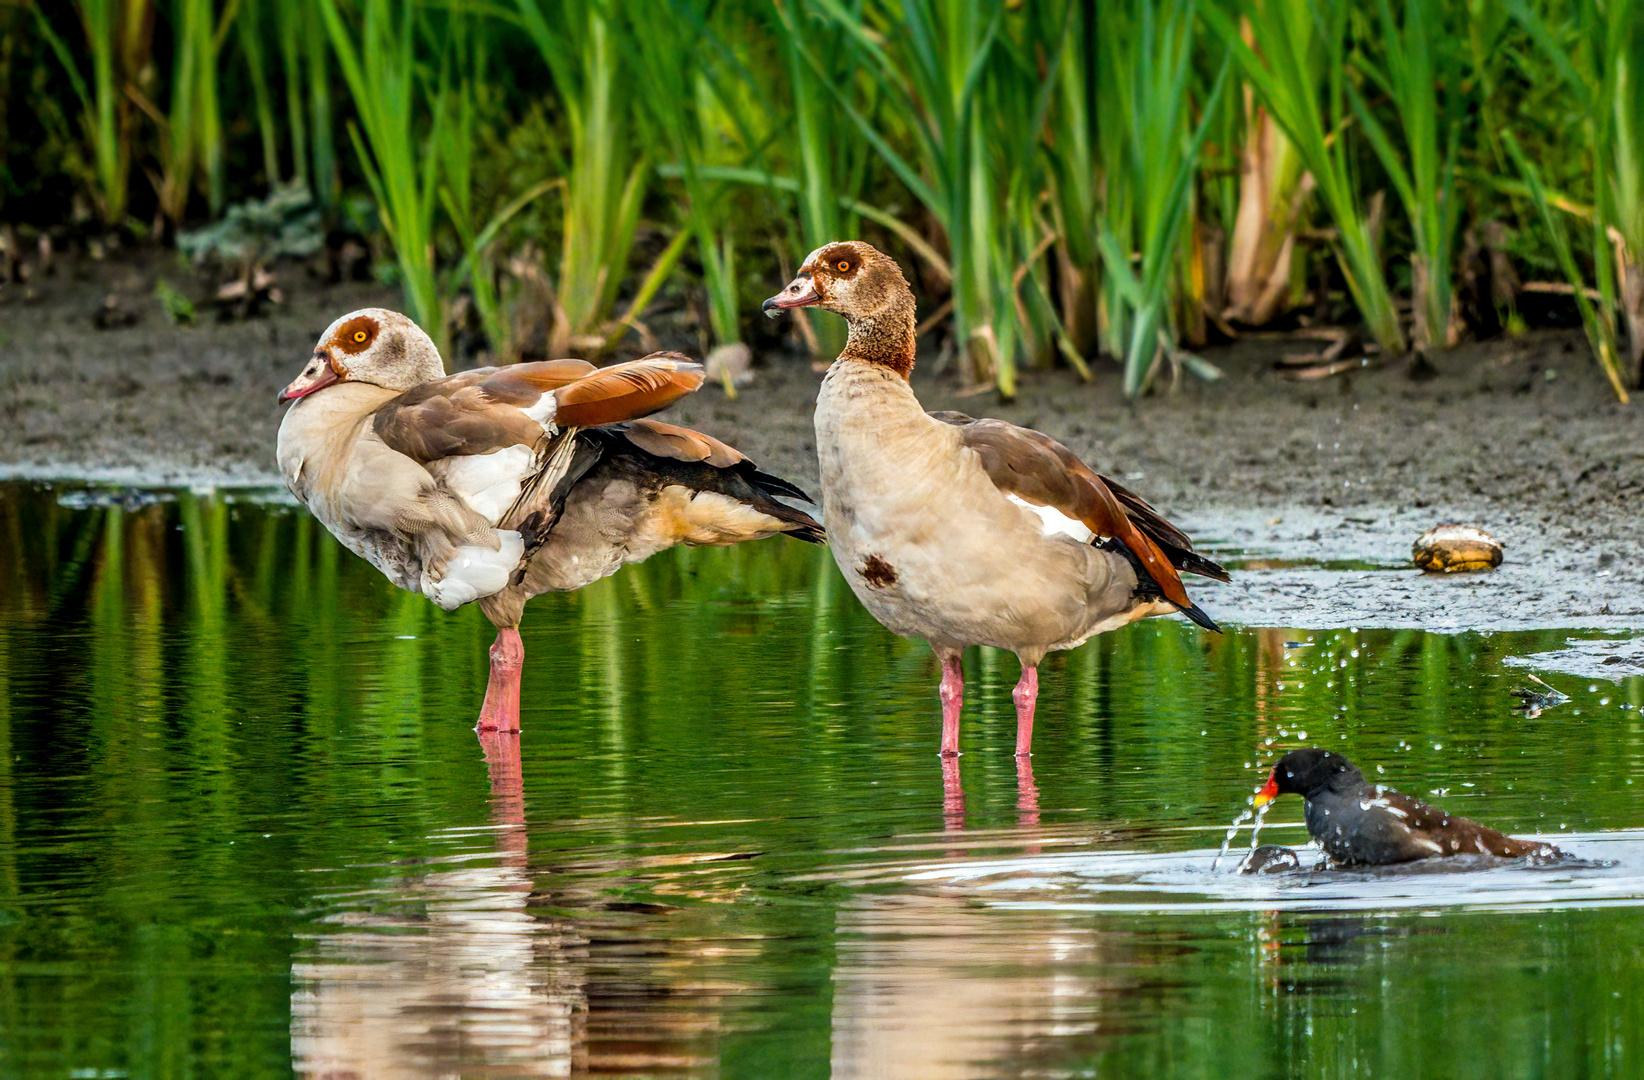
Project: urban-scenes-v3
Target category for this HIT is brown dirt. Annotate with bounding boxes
[2,252,1640,632]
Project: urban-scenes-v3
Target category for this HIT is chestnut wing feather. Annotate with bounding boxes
[929,410,1217,628]
[551,353,705,428]
[374,359,598,463]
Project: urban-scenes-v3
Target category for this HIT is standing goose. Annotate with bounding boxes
[276,308,823,732]
[763,242,1227,757]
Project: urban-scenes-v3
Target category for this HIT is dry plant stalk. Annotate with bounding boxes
[1224,93,1315,327]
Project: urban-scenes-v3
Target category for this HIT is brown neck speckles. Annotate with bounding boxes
[840,288,916,378]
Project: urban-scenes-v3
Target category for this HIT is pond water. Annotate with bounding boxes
[1,480,1642,1078]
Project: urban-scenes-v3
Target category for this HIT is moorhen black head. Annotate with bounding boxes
[1252,748,1561,866]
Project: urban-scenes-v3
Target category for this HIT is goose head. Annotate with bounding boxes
[278,309,445,402]
[763,241,917,373]
[763,241,910,322]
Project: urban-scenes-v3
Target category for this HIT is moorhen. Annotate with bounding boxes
[762,241,1226,757]
[277,309,822,733]
[1253,748,1562,865]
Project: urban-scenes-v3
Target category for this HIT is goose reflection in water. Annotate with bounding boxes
[291,731,586,1078]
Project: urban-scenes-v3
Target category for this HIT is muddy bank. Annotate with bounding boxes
[2,254,1640,631]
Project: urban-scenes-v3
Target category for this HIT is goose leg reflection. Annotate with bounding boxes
[476,625,524,733]
[478,727,526,851]
[942,755,965,833]
[1016,754,1040,827]
[292,719,583,1078]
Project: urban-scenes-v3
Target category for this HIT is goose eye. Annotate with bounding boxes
[837,260,850,272]
[353,330,369,343]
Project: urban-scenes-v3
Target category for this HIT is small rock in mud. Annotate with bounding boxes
[1413,523,1503,572]
[93,293,140,330]
[1239,845,1302,875]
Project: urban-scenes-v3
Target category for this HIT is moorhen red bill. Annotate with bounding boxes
[1253,748,1562,866]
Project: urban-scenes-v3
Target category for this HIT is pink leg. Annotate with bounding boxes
[475,626,524,733]
[1012,664,1039,757]
[938,652,964,757]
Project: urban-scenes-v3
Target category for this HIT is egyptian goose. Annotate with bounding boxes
[276,308,822,732]
[1253,749,1562,864]
[762,241,1227,758]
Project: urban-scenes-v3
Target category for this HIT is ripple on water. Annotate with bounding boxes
[887,830,1644,914]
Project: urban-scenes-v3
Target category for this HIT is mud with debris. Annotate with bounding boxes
[2,252,1639,632]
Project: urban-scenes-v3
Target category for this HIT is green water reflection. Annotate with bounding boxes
[0,481,1641,1078]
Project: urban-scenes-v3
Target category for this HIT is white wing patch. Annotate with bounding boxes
[1008,494,1094,542]
[422,530,524,611]
[442,445,535,524]
[522,391,557,431]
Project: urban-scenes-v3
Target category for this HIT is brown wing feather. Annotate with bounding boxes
[932,410,1228,586]
[552,353,705,428]
[934,413,1198,613]
[615,418,746,468]
[373,359,600,463]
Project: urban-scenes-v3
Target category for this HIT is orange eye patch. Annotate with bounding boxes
[334,315,379,354]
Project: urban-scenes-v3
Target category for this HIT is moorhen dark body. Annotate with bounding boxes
[1254,749,1561,866]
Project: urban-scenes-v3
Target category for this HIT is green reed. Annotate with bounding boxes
[1348,0,1465,350]
[1041,0,1097,359]
[1204,0,1407,356]
[235,0,280,188]
[1094,0,1229,396]
[317,0,444,345]
[1508,0,1641,398]
[33,0,144,227]
[772,0,872,358]
[154,0,227,227]
[515,0,647,353]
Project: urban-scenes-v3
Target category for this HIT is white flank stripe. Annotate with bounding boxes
[1008,494,1094,542]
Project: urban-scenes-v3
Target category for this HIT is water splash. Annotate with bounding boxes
[1212,807,1254,870]
[1211,801,1275,871]
[1246,801,1272,855]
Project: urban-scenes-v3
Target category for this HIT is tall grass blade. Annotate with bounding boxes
[1503,130,1630,401]
[515,0,648,352]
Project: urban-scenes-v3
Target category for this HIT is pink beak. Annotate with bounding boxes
[278,354,342,402]
[762,272,822,317]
